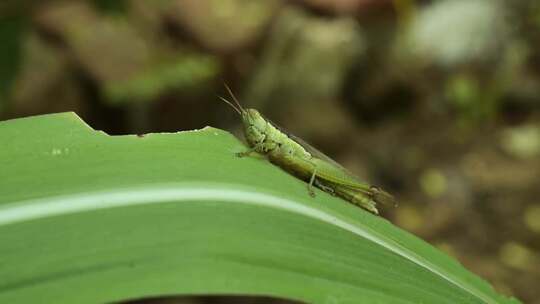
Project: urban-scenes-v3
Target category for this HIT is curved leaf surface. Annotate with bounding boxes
[0,113,519,304]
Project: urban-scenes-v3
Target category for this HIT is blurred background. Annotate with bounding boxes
[1,0,539,303]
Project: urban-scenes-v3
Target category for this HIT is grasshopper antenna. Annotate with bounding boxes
[218,95,241,115]
[223,83,245,112]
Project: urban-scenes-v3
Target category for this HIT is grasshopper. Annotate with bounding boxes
[219,86,395,214]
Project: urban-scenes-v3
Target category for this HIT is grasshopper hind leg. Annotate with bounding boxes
[314,179,335,195]
[332,187,379,214]
[308,177,337,198]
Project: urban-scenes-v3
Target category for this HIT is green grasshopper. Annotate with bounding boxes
[219,86,395,214]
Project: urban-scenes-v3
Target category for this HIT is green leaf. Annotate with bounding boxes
[0,113,519,304]
[0,15,26,105]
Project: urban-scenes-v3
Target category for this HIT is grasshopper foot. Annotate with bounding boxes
[235,151,250,158]
[236,147,257,158]
[307,187,316,198]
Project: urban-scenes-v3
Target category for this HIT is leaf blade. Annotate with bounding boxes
[0,112,519,304]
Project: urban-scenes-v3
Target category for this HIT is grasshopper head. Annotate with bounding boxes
[241,108,267,147]
[219,85,268,148]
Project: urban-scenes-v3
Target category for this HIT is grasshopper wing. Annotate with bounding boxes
[265,117,371,188]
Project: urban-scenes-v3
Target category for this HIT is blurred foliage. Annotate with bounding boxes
[500,125,540,159]
[104,53,218,103]
[245,7,364,106]
[1,0,540,302]
[404,0,507,66]
[92,0,128,13]
[0,15,25,109]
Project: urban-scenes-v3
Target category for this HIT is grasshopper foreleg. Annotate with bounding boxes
[236,148,255,157]
[237,142,277,157]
